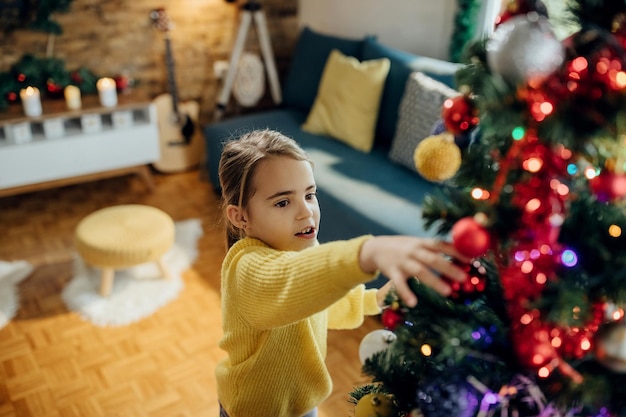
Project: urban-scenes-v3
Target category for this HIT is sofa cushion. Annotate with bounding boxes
[282,27,369,114]
[361,38,463,150]
[388,72,460,174]
[301,49,390,153]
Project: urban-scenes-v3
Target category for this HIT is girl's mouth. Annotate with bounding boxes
[296,227,316,238]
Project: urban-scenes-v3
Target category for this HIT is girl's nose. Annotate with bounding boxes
[297,199,314,218]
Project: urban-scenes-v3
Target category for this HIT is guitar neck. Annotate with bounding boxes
[164,36,181,115]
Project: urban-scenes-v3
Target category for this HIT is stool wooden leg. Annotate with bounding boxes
[100,268,115,296]
[135,164,155,192]
[157,258,171,280]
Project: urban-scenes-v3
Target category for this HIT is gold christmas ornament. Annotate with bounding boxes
[596,321,626,373]
[409,409,425,417]
[507,1,520,14]
[355,392,395,417]
[413,133,462,182]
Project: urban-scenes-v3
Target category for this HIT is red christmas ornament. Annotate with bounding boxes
[381,307,404,330]
[71,71,83,84]
[46,80,64,99]
[6,92,18,103]
[114,74,131,92]
[589,170,626,202]
[441,95,479,135]
[451,216,491,258]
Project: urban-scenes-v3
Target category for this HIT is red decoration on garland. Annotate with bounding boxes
[490,130,599,383]
[511,314,559,370]
[441,95,479,135]
[558,324,595,360]
[451,215,491,258]
[527,29,626,131]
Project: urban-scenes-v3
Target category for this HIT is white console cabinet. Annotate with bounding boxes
[0,91,160,197]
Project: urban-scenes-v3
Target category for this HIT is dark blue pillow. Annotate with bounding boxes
[362,38,462,149]
[282,27,368,114]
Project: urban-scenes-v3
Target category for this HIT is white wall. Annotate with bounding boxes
[297,0,458,60]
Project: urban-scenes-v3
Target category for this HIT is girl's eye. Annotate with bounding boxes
[306,192,317,201]
[275,200,289,208]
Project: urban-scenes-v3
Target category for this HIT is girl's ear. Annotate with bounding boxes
[226,204,246,229]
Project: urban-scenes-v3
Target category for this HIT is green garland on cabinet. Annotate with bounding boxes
[0,1,101,110]
[0,55,98,110]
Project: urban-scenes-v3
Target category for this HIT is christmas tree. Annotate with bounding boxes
[352,1,626,416]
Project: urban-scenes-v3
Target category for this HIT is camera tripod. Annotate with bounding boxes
[214,0,282,120]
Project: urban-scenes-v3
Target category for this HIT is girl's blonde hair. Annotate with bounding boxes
[218,129,312,248]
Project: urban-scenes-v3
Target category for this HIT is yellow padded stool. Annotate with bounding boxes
[75,204,175,296]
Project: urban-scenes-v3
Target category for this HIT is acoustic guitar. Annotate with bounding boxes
[150,8,204,173]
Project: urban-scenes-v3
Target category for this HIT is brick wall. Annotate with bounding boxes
[0,0,299,123]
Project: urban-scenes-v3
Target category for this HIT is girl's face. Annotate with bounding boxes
[242,156,320,251]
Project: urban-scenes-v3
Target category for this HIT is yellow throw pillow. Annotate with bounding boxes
[301,49,390,152]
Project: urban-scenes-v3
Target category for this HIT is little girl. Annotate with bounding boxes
[215,129,469,417]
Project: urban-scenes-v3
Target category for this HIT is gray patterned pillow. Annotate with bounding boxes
[388,72,459,172]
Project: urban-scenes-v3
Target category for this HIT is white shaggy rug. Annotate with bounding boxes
[0,260,34,330]
[62,218,203,327]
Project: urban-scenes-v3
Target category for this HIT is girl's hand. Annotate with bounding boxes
[360,236,470,307]
[376,281,395,308]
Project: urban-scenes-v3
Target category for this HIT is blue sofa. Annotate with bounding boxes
[203,28,461,286]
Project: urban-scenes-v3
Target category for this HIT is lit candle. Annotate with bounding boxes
[19,86,42,117]
[64,85,82,110]
[97,77,117,107]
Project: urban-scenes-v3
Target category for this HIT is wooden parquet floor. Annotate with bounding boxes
[0,169,380,417]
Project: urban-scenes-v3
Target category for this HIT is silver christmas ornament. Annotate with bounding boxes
[596,321,626,373]
[358,329,397,364]
[486,13,564,85]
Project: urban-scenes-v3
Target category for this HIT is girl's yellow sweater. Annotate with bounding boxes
[216,236,381,417]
